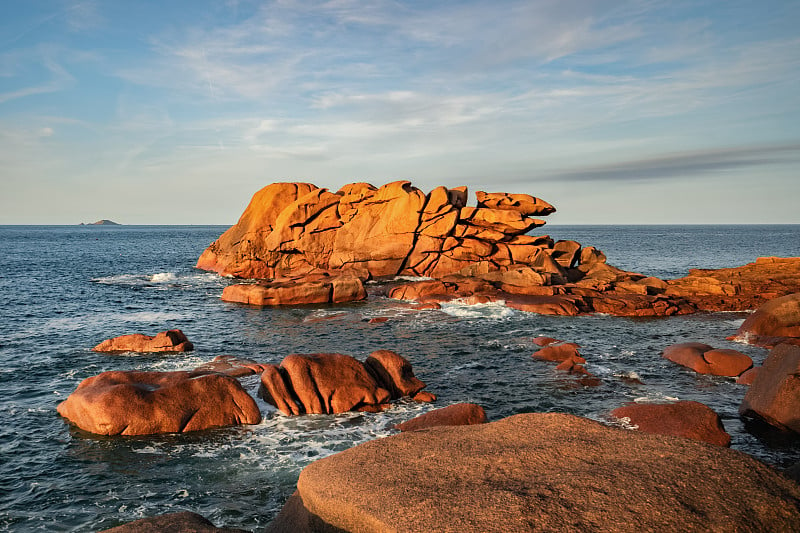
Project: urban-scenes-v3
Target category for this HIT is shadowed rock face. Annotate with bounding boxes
[91,329,193,353]
[57,371,261,435]
[740,343,800,433]
[100,511,248,532]
[266,413,800,533]
[394,403,488,432]
[734,292,800,347]
[611,400,731,446]
[258,351,434,416]
[197,181,554,280]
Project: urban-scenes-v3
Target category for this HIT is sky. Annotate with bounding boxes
[1,0,798,225]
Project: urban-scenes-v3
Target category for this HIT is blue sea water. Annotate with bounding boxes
[1,224,799,531]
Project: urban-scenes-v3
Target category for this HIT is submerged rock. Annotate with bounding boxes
[101,511,247,532]
[662,342,753,377]
[740,343,800,433]
[57,370,261,435]
[222,273,367,306]
[258,351,433,416]
[394,403,488,432]
[91,329,193,353]
[611,400,731,447]
[267,413,800,532]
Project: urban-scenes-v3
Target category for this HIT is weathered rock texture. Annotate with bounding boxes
[266,413,800,533]
[198,181,554,280]
[91,329,193,353]
[666,257,800,311]
[101,511,247,532]
[394,403,488,432]
[740,343,800,433]
[662,342,753,377]
[222,273,367,306]
[57,371,261,435]
[733,292,800,347]
[611,401,731,446]
[258,351,433,416]
[193,355,269,377]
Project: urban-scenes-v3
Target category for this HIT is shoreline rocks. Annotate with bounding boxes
[394,403,488,432]
[57,370,261,435]
[732,292,800,347]
[739,343,800,433]
[91,329,193,353]
[101,511,247,532]
[662,342,753,377]
[610,400,731,446]
[222,273,367,306]
[267,413,800,532]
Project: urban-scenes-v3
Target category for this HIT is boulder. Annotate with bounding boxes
[737,367,760,385]
[533,342,585,363]
[611,401,731,446]
[739,343,800,433]
[91,329,193,353]
[101,511,248,532]
[192,355,269,377]
[662,342,753,377]
[266,413,800,533]
[474,191,556,216]
[394,403,488,432]
[259,352,432,416]
[221,274,366,306]
[57,371,261,435]
[735,293,800,347]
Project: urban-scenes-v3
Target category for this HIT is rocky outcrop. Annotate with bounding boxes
[91,329,193,353]
[101,511,247,532]
[258,351,434,416]
[266,413,800,533]
[740,343,800,433]
[222,273,367,306]
[394,403,488,432]
[666,257,800,311]
[57,370,261,435]
[611,401,731,446]
[732,293,800,347]
[192,355,269,377]
[662,342,753,377]
[197,181,555,280]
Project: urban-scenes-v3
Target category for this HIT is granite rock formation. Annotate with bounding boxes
[662,342,753,377]
[610,400,731,446]
[266,413,800,532]
[740,343,800,433]
[101,511,247,532]
[57,370,261,435]
[91,329,193,353]
[258,351,433,416]
[222,273,367,306]
[733,292,800,347]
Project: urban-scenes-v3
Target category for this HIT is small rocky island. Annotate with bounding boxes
[79,219,120,225]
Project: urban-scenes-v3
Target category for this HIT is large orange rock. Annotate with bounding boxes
[666,257,800,311]
[57,371,261,435]
[739,343,800,433]
[662,342,753,377]
[266,413,800,532]
[611,401,731,446]
[91,329,193,353]
[197,181,557,280]
[258,351,433,416]
[475,191,556,216]
[734,293,800,347]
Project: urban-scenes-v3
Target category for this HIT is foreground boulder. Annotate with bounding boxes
[662,342,753,377]
[101,511,247,532]
[259,351,433,416]
[394,403,488,432]
[611,401,731,446]
[222,273,367,306]
[266,413,800,532]
[57,371,261,435]
[740,343,800,433]
[733,292,800,347]
[91,329,193,353]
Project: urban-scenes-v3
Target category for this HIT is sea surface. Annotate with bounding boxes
[1,224,799,531]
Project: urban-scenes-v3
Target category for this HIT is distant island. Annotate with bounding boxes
[79,220,120,226]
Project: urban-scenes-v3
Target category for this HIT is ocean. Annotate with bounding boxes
[1,224,799,531]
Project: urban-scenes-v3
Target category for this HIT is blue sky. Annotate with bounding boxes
[1,0,798,224]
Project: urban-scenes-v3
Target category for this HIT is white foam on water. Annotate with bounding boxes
[614,370,642,381]
[92,271,225,289]
[726,318,746,328]
[392,275,434,282]
[439,299,515,319]
[150,272,177,283]
[633,394,679,403]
